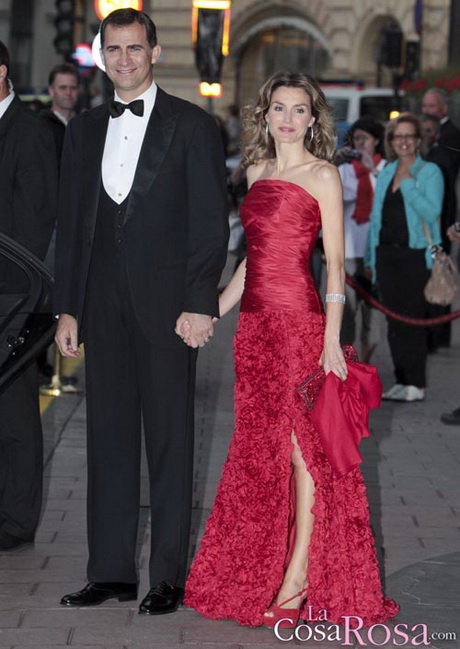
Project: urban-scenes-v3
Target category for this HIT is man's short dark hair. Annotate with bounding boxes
[48,63,79,87]
[0,40,10,77]
[100,9,157,49]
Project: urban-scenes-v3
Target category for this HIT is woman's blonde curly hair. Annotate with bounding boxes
[241,71,336,166]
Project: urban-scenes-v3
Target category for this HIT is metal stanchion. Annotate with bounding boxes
[39,345,82,396]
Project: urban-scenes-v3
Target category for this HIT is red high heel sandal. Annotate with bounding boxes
[263,587,308,630]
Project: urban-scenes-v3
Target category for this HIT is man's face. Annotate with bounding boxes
[421,92,447,119]
[421,120,439,148]
[49,73,79,112]
[101,23,161,101]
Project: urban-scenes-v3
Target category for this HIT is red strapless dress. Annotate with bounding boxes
[185,180,398,627]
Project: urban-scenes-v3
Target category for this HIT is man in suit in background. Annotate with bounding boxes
[422,87,460,191]
[420,113,457,351]
[40,63,80,159]
[54,9,228,614]
[421,88,460,220]
[421,88,460,349]
[0,41,58,551]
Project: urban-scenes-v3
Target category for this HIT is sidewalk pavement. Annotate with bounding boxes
[1,263,459,649]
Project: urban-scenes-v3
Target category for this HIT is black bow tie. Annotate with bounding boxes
[108,99,144,118]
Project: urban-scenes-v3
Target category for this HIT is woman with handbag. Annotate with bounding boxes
[183,71,398,629]
[365,113,444,402]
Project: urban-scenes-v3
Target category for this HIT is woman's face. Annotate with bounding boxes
[266,86,315,146]
[352,129,378,156]
[391,121,420,160]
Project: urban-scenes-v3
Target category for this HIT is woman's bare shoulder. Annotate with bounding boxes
[298,159,340,199]
[305,159,339,181]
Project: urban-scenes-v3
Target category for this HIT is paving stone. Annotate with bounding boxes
[0,628,70,645]
[0,556,46,570]
[21,608,132,627]
[11,646,125,649]
[0,609,21,628]
[182,619,269,644]
[71,624,181,645]
[27,542,88,556]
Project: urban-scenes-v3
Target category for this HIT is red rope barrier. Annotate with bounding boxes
[345,274,460,327]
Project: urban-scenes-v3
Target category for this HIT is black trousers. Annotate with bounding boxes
[376,245,430,388]
[82,193,196,588]
[0,363,43,541]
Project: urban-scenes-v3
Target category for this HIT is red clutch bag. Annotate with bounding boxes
[296,345,359,410]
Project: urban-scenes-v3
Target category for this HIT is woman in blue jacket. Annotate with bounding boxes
[365,113,444,402]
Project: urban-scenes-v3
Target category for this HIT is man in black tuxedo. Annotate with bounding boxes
[54,9,228,614]
[0,41,58,551]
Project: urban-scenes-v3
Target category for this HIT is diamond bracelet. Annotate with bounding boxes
[325,293,346,304]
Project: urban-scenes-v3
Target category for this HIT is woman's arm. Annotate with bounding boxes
[400,163,444,223]
[218,257,247,318]
[315,163,348,379]
[178,258,246,342]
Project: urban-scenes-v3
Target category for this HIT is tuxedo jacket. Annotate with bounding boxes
[0,96,57,262]
[439,118,460,175]
[54,87,229,344]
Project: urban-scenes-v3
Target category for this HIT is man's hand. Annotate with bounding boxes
[447,224,460,244]
[175,312,214,348]
[55,314,81,358]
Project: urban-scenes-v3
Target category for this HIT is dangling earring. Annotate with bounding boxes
[309,125,314,143]
[265,122,270,137]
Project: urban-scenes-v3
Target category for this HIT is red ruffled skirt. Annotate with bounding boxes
[185,310,399,627]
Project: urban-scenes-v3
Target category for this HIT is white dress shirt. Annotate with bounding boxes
[0,87,15,120]
[52,109,69,126]
[102,81,157,204]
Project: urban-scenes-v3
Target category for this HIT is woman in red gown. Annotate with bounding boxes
[182,71,398,629]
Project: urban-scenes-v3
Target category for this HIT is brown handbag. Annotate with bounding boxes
[422,222,458,306]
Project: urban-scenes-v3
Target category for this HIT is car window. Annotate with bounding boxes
[325,97,349,122]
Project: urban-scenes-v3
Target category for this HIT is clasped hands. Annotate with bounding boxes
[175,312,215,349]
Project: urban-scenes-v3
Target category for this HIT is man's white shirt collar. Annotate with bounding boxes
[0,90,15,120]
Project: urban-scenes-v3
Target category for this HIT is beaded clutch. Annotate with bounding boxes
[296,345,359,411]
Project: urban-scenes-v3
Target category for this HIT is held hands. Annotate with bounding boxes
[175,312,214,348]
[319,340,348,381]
[55,314,81,358]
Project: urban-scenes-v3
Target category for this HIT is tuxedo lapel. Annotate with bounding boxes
[0,96,22,139]
[124,88,179,225]
[84,106,110,243]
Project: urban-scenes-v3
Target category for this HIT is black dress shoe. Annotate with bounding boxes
[441,407,460,426]
[60,582,138,607]
[138,581,184,615]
